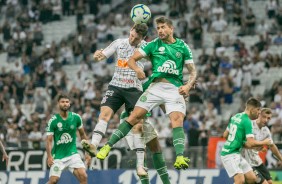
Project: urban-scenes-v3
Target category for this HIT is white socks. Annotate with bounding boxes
[134,133,145,168]
[91,119,108,147]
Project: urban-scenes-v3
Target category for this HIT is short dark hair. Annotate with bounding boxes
[246,97,261,108]
[155,16,173,27]
[57,94,70,102]
[132,23,148,38]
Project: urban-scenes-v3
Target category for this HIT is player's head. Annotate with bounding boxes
[257,108,272,127]
[245,97,261,120]
[129,23,148,46]
[57,94,71,112]
[155,16,174,41]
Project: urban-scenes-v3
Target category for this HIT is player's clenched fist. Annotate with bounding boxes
[178,85,191,97]
[47,156,54,167]
[93,49,104,61]
[135,68,146,79]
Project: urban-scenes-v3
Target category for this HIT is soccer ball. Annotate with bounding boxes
[130,4,151,24]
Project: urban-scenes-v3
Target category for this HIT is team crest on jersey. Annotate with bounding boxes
[140,95,147,102]
[57,122,63,131]
[176,52,182,58]
[70,125,74,129]
[53,166,59,172]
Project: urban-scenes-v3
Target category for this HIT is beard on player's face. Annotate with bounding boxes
[59,105,70,112]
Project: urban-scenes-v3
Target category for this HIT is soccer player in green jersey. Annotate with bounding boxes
[221,98,273,184]
[97,16,197,170]
[46,94,89,184]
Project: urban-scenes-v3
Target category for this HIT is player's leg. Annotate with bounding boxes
[147,137,171,184]
[81,86,123,156]
[253,164,271,184]
[96,106,148,159]
[240,157,263,184]
[96,90,160,160]
[68,154,87,184]
[48,160,64,184]
[73,168,88,184]
[221,154,245,184]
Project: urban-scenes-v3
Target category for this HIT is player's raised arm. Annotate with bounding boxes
[93,39,121,62]
[128,51,146,79]
[93,49,106,61]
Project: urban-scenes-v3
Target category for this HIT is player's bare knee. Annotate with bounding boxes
[267,180,272,184]
[128,112,144,125]
[99,113,111,122]
[132,123,143,133]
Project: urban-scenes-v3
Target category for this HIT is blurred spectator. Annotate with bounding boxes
[265,0,277,19]
[28,126,42,149]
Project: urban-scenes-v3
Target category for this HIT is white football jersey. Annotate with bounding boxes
[102,38,145,91]
[241,120,272,167]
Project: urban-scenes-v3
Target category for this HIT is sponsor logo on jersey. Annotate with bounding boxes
[157,60,179,75]
[70,125,74,129]
[56,133,73,145]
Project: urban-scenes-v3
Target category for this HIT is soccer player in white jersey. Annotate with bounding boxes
[81,23,171,183]
[240,108,282,184]
[97,16,197,170]
[46,94,89,184]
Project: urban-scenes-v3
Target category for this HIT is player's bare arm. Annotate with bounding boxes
[46,135,54,167]
[78,128,91,165]
[128,50,146,79]
[223,130,229,139]
[93,49,106,61]
[269,144,282,163]
[0,141,8,166]
[179,63,197,96]
[244,137,273,148]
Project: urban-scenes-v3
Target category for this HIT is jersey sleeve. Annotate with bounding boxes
[102,39,120,58]
[183,42,194,64]
[46,115,56,135]
[244,119,254,138]
[138,41,154,57]
[75,113,83,129]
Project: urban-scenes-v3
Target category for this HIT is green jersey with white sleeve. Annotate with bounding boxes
[221,112,254,156]
[139,38,193,89]
[46,112,83,159]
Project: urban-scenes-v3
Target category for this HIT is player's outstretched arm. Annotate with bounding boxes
[0,140,8,166]
[93,49,106,61]
[128,51,146,79]
[245,137,273,148]
[46,135,54,167]
[269,143,282,163]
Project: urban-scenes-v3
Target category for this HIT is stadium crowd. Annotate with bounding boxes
[0,0,282,168]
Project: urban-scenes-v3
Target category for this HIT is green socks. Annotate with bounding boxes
[107,121,133,146]
[140,175,149,184]
[172,127,185,156]
[153,152,170,184]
